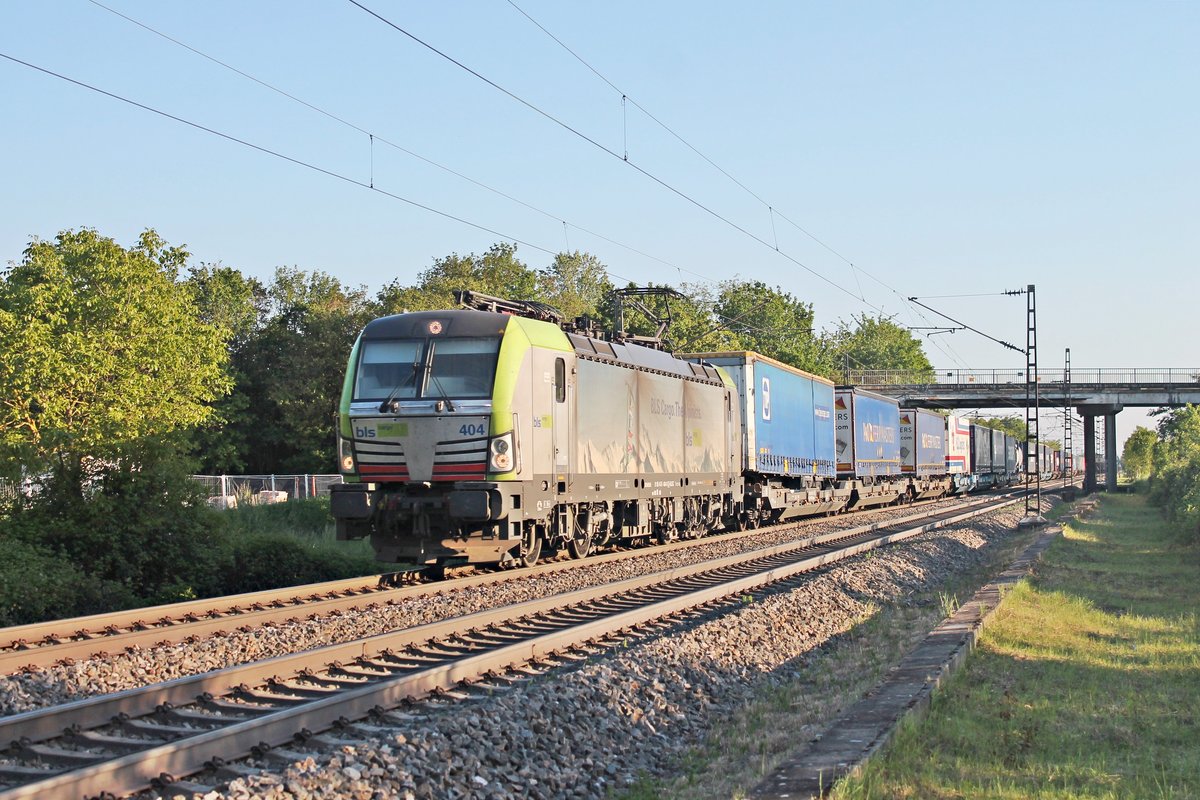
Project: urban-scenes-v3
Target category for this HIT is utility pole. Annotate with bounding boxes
[1019,285,1045,525]
[1064,348,1074,495]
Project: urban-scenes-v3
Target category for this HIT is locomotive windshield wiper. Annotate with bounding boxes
[378,362,421,413]
[427,373,457,412]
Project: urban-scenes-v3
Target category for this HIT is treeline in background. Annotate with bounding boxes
[1122,410,1200,541]
[0,227,934,624]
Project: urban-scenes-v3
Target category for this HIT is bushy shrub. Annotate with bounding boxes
[219,496,336,541]
[220,532,379,595]
[0,458,382,624]
[1146,406,1200,542]
[0,538,138,626]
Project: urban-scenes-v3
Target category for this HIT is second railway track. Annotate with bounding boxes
[0,493,1021,800]
[0,490,1020,676]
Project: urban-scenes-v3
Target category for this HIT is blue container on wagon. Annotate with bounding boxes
[684,352,836,478]
[835,387,901,477]
[900,408,946,476]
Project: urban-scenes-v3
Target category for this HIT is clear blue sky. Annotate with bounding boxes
[2,1,1197,448]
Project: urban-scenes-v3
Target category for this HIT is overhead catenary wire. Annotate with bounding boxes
[346,0,887,315]
[498,0,977,370]
[82,0,717,288]
[91,0,959,367]
[0,51,577,263]
[907,296,1024,354]
[30,5,972,372]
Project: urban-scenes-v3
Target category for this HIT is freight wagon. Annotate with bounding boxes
[900,408,953,499]
[945,414,975,493]
[835,387,904,508]
[970,423,995,489]
[685,352,844,523]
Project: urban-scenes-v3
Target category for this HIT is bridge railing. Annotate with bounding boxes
[849,368,1200,387]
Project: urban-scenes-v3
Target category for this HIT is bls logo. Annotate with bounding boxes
[355,427,377,438]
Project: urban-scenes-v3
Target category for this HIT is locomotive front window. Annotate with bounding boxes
[427,337,501,399]
[355,339,425,401]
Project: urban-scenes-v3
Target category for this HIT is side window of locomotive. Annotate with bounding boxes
[356,339,423,400]
[428,337,501,398]
[555,358,566,403]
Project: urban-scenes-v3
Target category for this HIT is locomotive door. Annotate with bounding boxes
[551,356,570,480]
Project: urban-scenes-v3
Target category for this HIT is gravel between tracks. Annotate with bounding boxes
[0,496,997,717]
[164,498,1055,800]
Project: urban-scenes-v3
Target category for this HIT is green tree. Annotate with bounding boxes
[712,280,823,372]
[822,315,934,383]
[0,229,230,489]
[376,243,540,314]
[537,251,614,323]
[232,267,376,473]
[1147,405,1200,539]
[977,416,1026,440]
[661,280,823,373]
[1122,426,1157,480]
[185,264,268,473]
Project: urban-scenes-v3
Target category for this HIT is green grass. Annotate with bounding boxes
[832,494,1200,799]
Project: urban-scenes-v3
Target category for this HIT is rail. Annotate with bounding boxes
[0,490,990,674]
[0,495,1023,799]
[848,368,1200,387]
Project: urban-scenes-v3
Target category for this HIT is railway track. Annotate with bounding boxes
[0,493,1021,799]
[0,490,1017,675]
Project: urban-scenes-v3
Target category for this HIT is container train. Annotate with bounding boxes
[331,293,1062,569]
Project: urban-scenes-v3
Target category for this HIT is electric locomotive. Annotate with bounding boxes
[330,292,743,568]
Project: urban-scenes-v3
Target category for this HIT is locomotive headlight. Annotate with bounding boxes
[489,433,515,472]
[338,433,355,473]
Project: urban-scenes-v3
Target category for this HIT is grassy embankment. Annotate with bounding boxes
[832,493,1200,799]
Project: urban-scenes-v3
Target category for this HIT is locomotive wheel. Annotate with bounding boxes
[568,532,592,559]
[518,526,542,567]
[420,564,447,581]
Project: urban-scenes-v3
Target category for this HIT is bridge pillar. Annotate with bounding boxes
[1083,415,1097,494]
[1105,413,1119,492]
[1078,404,1123,494]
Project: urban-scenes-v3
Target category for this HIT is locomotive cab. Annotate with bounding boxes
[330,308,570,565]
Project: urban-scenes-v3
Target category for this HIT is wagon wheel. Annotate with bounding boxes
[518,524,542,567]
[568,520,592,559]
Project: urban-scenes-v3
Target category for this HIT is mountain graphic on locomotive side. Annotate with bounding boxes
[330,291,1060,569]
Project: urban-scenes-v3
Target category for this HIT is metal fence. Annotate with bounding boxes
[849,368,1200,387]
[192,474,344,504]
